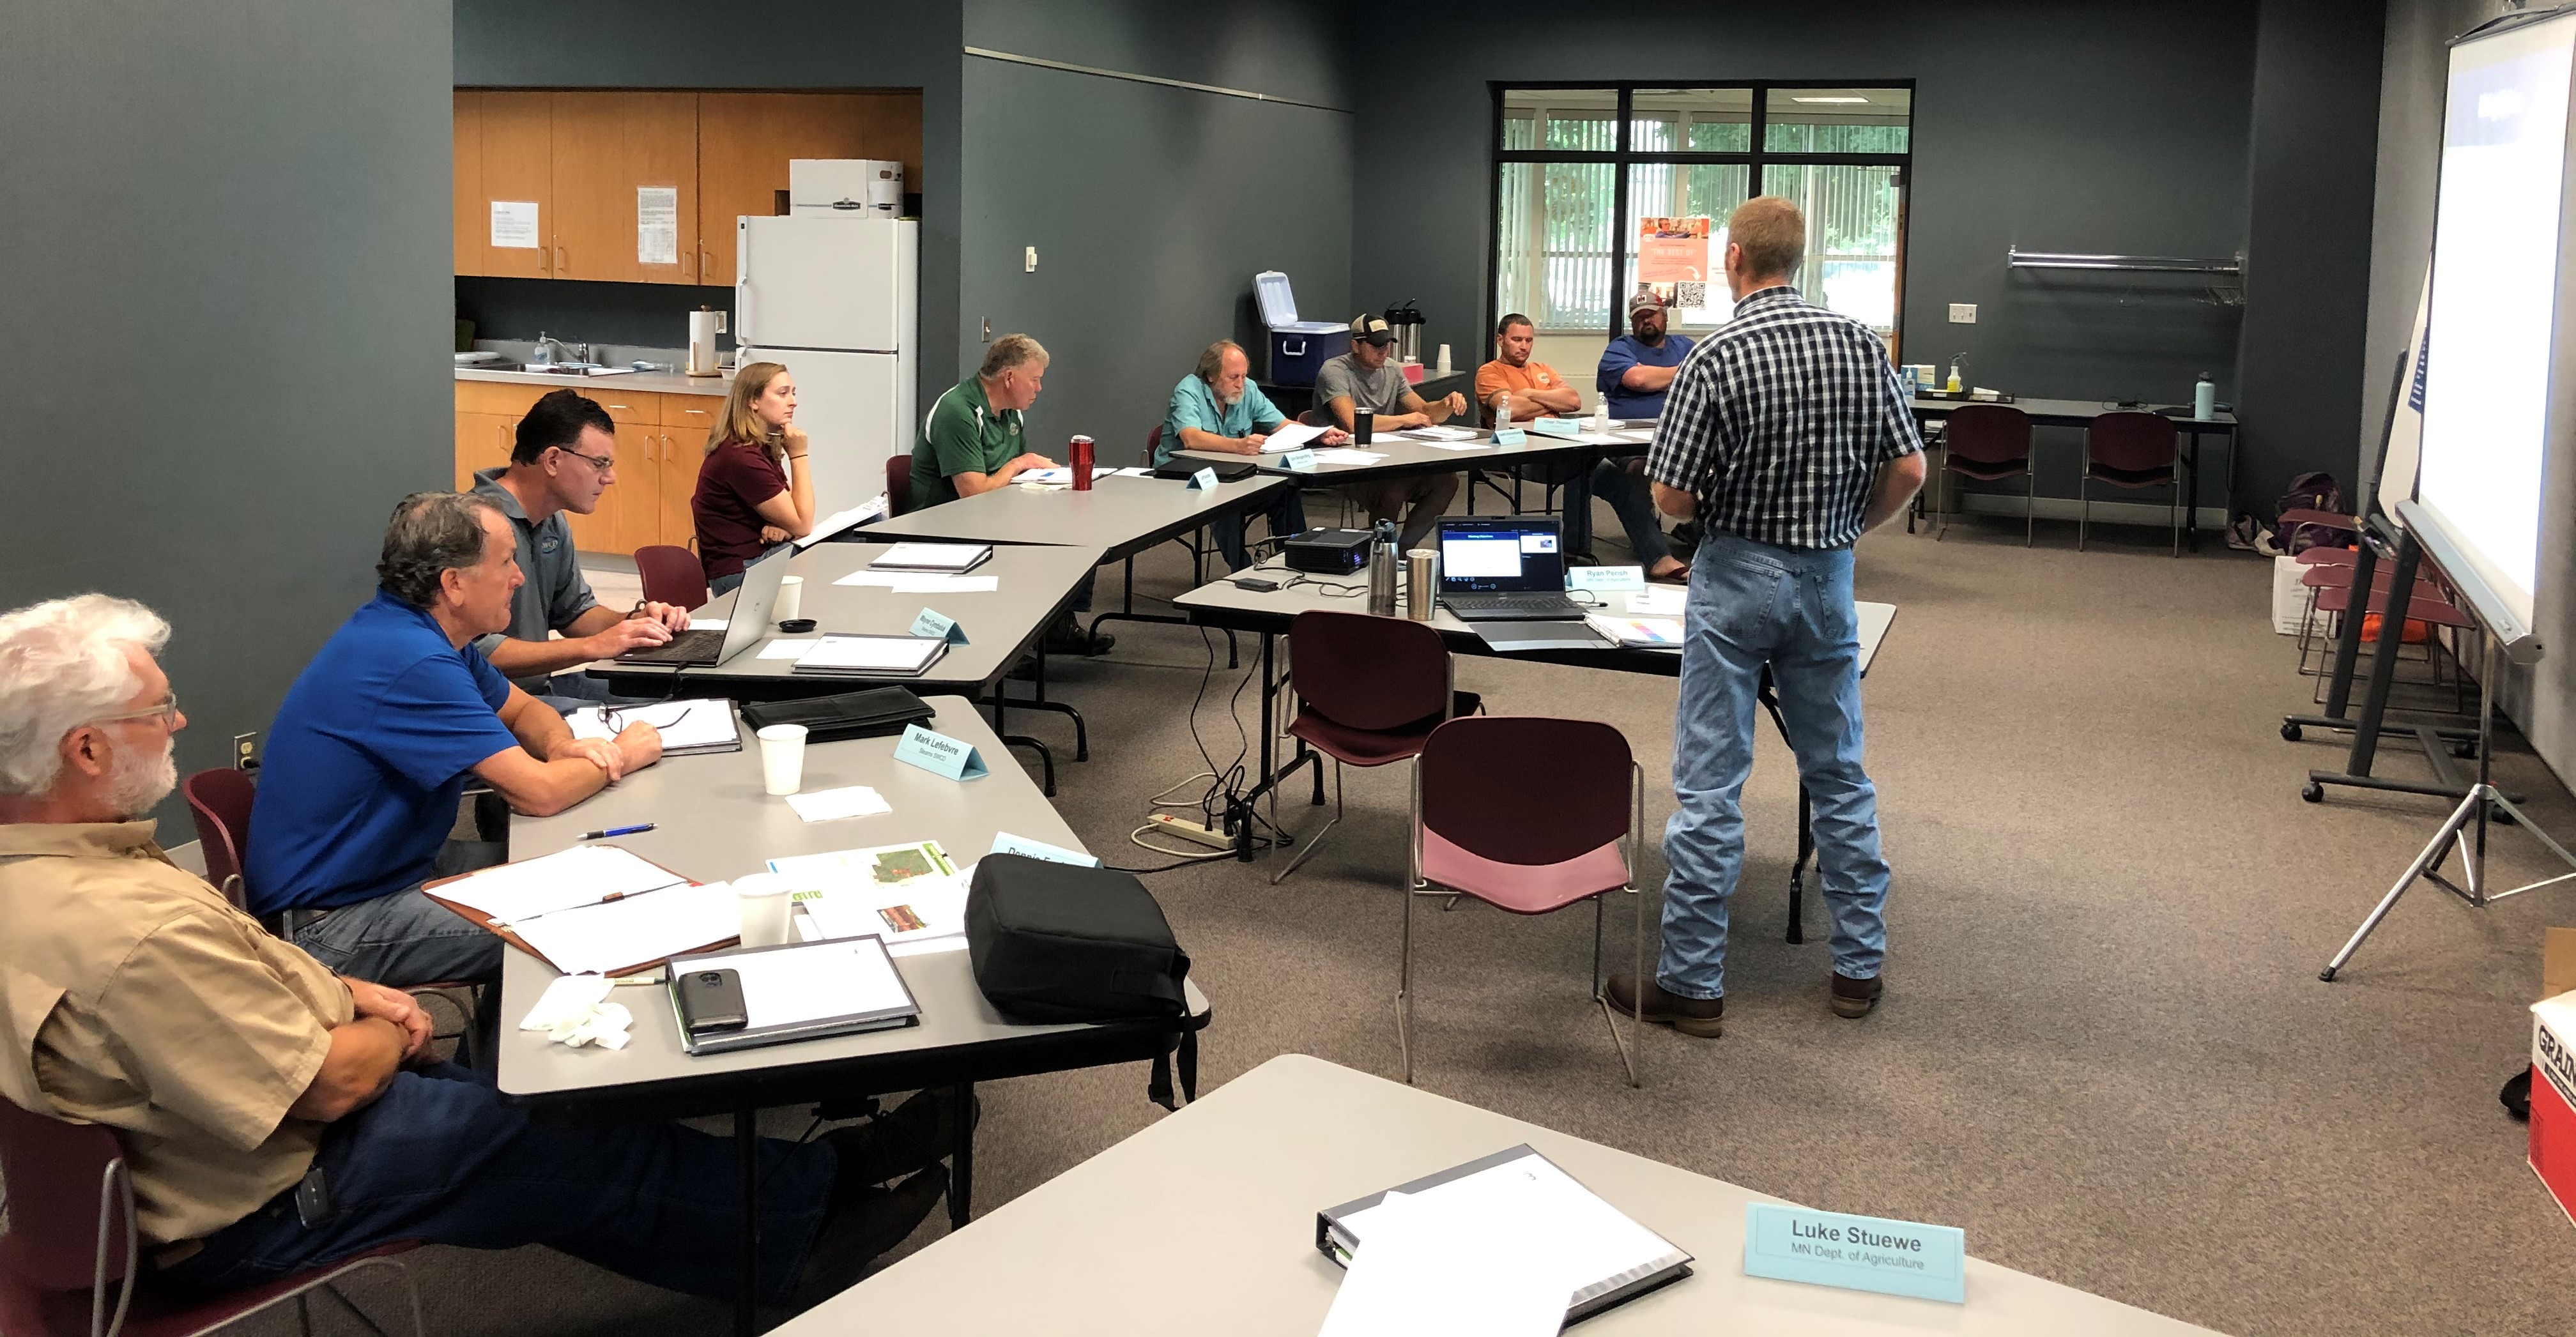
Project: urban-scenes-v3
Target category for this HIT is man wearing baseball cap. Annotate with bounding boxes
[1313,314,1470,551]
[1598,290,1698,420]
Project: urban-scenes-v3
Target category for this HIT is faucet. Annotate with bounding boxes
[532,333,583,367]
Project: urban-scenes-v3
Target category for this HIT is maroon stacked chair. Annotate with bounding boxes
[884,453,914,518]
[1404,715,1643,1087]
[631,544,709,611]
[1935,404,2035,545]
[0,1096,425,1337]
[1272,611,1480,887]
[2079,411,2181,555]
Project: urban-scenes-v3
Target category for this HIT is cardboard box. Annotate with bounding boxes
[2529,991,2576,1225]
[2545,928,2576,999]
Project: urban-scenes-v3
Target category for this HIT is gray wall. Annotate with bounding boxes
[0,1,453,829]
[452,0,965,407]
[954,0,1353,450]
[1350,1,2383,511]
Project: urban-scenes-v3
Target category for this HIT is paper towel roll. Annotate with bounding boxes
[687,309,726,377]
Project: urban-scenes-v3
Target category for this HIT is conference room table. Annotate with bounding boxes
[496,695,1213,1337]
[586,539,1105,792]
[1174,561,1894,941]
[857,470,1294,647]
[1906,395,2239,551]
[785,1053,2221,1336]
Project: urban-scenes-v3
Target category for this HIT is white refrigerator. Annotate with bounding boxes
[734,215,919,521]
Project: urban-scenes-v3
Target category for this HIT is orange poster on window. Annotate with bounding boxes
[1636,216,1713,311]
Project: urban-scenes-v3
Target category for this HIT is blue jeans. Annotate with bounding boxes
[167,1063,836,1306]
[1658,530,1889,998]
[1212,491,1310,569]
[292,839,508,987]
[1590,462,1673,566]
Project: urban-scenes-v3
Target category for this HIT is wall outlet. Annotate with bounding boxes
[1024,246,1038,273]
[981,316,992,340]
[233,731,257,770]
[1949,303,1977,324]
[1146,813,1234,850]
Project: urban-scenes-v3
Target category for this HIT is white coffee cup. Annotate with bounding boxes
[774,576,804,623]
[732,871,793,948]
[756,722,808,795]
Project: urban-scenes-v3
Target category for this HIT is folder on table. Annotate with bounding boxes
[791,634,949,677]
[666,935,923,1055]
[567,698,742,756]
[1315,1144,1692,1326]
[869,542,993,573]
[423,847,735,977]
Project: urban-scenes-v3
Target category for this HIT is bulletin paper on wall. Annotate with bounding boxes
[490,201,540,249]
[1635,216,1712,312]
[638,187,679,266]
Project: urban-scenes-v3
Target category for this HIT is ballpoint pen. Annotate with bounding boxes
[583,823,657,839]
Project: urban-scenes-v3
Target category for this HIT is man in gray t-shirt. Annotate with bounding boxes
[1312,314,1471,551]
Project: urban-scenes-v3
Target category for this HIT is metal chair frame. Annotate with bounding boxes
[2078,412,2182,556]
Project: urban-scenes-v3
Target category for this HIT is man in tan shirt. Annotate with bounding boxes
[0,594,958,1311]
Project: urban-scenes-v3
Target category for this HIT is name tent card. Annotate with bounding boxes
[1186,466,1220,491]
[909,607,970,644]
[1742,1203,1965,1304]
[892,723,990,781]
[1567,565,1646,593]
[988,832,1101,867]
[1491,427,1528,445]
[1281,448,1319,472]
[1526,416,1583,439]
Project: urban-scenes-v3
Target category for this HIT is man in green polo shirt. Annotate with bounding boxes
[908,333,1111,655]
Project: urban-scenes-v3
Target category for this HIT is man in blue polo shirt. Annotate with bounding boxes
[249,492,663,986]
[1162,340,1347,569]
[1597,290,1697,420]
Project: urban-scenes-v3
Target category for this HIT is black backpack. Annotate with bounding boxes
[965,854,1199,1107]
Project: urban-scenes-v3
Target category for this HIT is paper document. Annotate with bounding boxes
[509,881,739,976]
[802,869,970,952]
[1584,615,1685,648]
[797,497,890,548]
[489,201,539,248]
[730,936,915,1028]
[1310,448,1388,465]
[870,542,991,572]
[769,840,959,887]
[1017,465,1120,485]
[832,572,999,593]
[1259,422,1327,453]
[1319,1189,1577,1337]
[434,845,687,925]
[756,639,820,661]
[1112,466,1156,478]
[1623,586,1685,616]
[798,634,943,674]
[690,618,729,632]
[1402,425,1481,441]
[1422,441,1496,452]
[1336,1153,1682,1317]
[567,698,739,754]
[637,186,679,266]
[785,785,893,823]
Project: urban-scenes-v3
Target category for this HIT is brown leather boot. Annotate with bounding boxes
[1830,972,1882,1018]
[1604,974,1724,1038]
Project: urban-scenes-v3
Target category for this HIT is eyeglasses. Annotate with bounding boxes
[555,448,617,472]
[90,692,180,728]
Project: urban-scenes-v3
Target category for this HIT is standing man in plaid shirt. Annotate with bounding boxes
[1609,197,1926,1037]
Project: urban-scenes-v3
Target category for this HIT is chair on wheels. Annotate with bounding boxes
[1400,715,1644,1087]
[182,769,482,1068]
[2078,411,2181,555]
[884,454,914,518]
[1933,404,2034,544]
[631,545,708,610]
[0,1096,426,1337]
[1271,611,1480,886]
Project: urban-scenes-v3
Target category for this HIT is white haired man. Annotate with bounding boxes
[1162,339,1347,568]
[0,593,962,1310]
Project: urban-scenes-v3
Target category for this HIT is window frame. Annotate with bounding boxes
[1484,80,1916,350]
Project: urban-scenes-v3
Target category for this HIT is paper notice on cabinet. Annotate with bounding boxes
[638,187,679,266]
[491,201,540,249]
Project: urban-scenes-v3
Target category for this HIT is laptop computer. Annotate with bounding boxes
[1436,518,1588,622]
[615,544,789,668]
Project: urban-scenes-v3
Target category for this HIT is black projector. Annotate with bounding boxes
[1282,528,1372,574]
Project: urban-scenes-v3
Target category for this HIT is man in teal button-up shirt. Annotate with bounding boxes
[1162,341,1343,569]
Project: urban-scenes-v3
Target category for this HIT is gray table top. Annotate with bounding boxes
[1174,425,1635,482]
[1908,395,2237,429]
[587,540,1103,694]
[859,473,1291,561]
[794,1053,2221,1334]
[1173,560,1894,678]
[496,695,1205,1108]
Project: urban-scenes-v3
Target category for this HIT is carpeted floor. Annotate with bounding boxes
[273,506,2576,1336]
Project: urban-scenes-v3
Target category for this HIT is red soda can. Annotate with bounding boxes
[1070,435,1095,489]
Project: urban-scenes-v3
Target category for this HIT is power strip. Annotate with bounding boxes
[1146,813,1235,850]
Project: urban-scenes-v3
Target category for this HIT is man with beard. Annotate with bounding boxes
[0,593,962,1310]
[1479,312,1687,581]
[1161,339,1347,569]
[469,388,693,711]
[1597,289,1696,420]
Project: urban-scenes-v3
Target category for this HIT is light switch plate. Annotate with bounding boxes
[1949,303,1977,323]
[1025,247,1038,273]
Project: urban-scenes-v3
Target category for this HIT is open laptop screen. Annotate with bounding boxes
[1436,519,1565,593]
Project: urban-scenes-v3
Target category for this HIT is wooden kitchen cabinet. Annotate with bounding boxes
[696,92,871,287]
[468,92,554,280]
[453,92,482,277]
[549,92,698,286]
[452,383,724,556]
[453,411,516,491]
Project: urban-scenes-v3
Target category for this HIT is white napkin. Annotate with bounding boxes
[517,974,634,1050]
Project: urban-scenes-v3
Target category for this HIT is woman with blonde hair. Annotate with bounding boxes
[691,361,817,593]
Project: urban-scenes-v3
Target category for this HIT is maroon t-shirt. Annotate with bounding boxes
[691,440,788,579]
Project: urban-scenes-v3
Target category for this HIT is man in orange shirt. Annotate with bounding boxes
[1475,314,1685,581]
